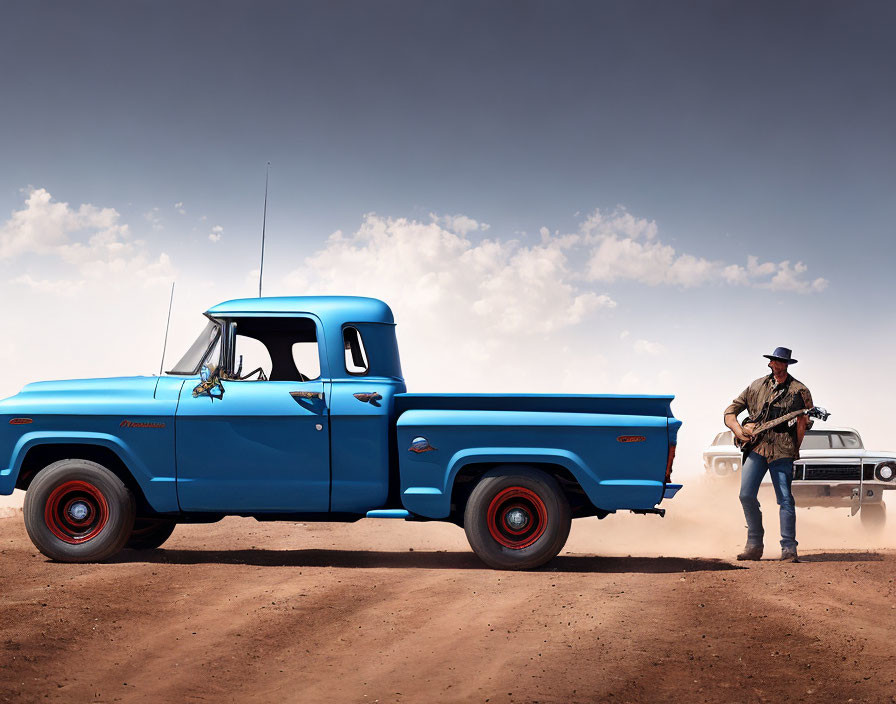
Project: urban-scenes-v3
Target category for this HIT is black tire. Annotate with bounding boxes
[23,459,136,563]
[125,518,177,550]
[463,465,571,570]
[860,502,886,531]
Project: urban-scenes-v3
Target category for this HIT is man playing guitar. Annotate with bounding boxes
[724,347,814,562]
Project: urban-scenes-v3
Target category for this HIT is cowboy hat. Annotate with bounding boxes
[763,346,797,364]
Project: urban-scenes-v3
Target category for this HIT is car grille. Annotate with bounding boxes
[801,465,861,481]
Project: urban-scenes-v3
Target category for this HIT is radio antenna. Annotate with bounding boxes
[258,161,270,297]
[158,281,175,376]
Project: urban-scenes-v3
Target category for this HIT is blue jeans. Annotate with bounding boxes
[739,452,797,551]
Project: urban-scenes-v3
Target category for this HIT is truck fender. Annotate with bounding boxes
[445,447,598,511]
[7,431,152,492]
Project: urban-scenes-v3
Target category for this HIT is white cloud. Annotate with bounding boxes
[634,339,666,356]
[0,187,174,289]
[175,202,186,215]
[143,206,162,231]
[285,214,614,336]
[1,188,124,260]
[209,225,223,243]
[429,213,490,236]
[582,208,827,292]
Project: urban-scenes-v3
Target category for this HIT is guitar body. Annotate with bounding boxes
[734,417,760,461]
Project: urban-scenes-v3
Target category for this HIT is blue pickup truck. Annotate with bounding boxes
[0,296,681,569]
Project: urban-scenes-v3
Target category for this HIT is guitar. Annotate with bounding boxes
[735,406,830,460]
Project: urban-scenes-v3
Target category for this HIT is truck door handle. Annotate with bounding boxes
[290,391,324,401]
[353,392,382,404]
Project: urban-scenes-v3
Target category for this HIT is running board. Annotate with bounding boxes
[365,509,411,519]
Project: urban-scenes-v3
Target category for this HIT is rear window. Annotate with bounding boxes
[343,326,369,375]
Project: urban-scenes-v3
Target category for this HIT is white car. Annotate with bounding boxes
[703,430,741,476]
[703,426,896,529]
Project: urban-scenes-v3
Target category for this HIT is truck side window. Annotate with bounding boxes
[235,335,273,380]
[292,342,321,380]
[343,326,369,375]
[231,317,321,382]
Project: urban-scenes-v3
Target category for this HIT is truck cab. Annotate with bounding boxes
[168,296,405,515]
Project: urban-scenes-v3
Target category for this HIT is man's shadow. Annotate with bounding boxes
[797,551,884,562]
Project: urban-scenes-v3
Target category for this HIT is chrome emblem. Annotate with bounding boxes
[409,436,436,453]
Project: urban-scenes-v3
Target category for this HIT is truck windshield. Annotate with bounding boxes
[167,320,221,375]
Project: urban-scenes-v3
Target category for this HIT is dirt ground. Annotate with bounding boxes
[1,480,895,704]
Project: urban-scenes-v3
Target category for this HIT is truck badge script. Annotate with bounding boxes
[617,435,646,443]
[120,420,166,429]
[409,436,436,453]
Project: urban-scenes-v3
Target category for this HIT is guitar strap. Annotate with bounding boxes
[756,377,791,425]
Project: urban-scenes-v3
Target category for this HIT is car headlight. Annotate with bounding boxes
[874,461,896,482]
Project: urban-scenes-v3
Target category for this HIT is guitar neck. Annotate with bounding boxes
[753,408,808,435]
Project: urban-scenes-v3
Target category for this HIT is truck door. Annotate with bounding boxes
[175,315,330,513]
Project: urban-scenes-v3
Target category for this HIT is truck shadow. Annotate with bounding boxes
[110,549,744,573]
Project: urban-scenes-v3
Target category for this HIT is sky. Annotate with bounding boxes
[1,1,895,485]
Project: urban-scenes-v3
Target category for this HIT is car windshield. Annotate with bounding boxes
[801,431,864,450]
[712,431,734,446]
[167,320,221,375]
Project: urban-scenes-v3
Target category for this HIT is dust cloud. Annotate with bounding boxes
[566,474,896,558]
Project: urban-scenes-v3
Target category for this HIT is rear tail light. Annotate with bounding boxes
[665,444,676,483]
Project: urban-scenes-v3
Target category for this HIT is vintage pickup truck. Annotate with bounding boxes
[0,296,681,569]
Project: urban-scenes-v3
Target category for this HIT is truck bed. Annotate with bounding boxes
[394,393,675,418]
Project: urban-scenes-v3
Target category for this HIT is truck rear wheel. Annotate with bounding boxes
[860,502,886,531]
[23,459,136,563]
[126,518,177,550]
[464,465,571,570]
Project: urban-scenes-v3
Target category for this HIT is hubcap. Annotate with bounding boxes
[67,501,90,522]
[486,486,548,550]
[505,507,529,531]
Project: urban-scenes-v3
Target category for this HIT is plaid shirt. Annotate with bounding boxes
[724,374,814,462]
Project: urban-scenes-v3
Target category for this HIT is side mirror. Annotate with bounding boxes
[193,365,225,400]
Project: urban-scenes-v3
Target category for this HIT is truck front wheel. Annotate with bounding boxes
[23,459,136,563]
[464,466,571,570]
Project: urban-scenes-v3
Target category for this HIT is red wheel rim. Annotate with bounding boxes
[44,480,110,544]
[486,487,548,549]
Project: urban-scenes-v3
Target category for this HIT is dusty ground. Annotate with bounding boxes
[1,481,895,704]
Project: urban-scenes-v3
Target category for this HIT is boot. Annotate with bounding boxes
[780,547,799,562]
[736,544,763,561]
